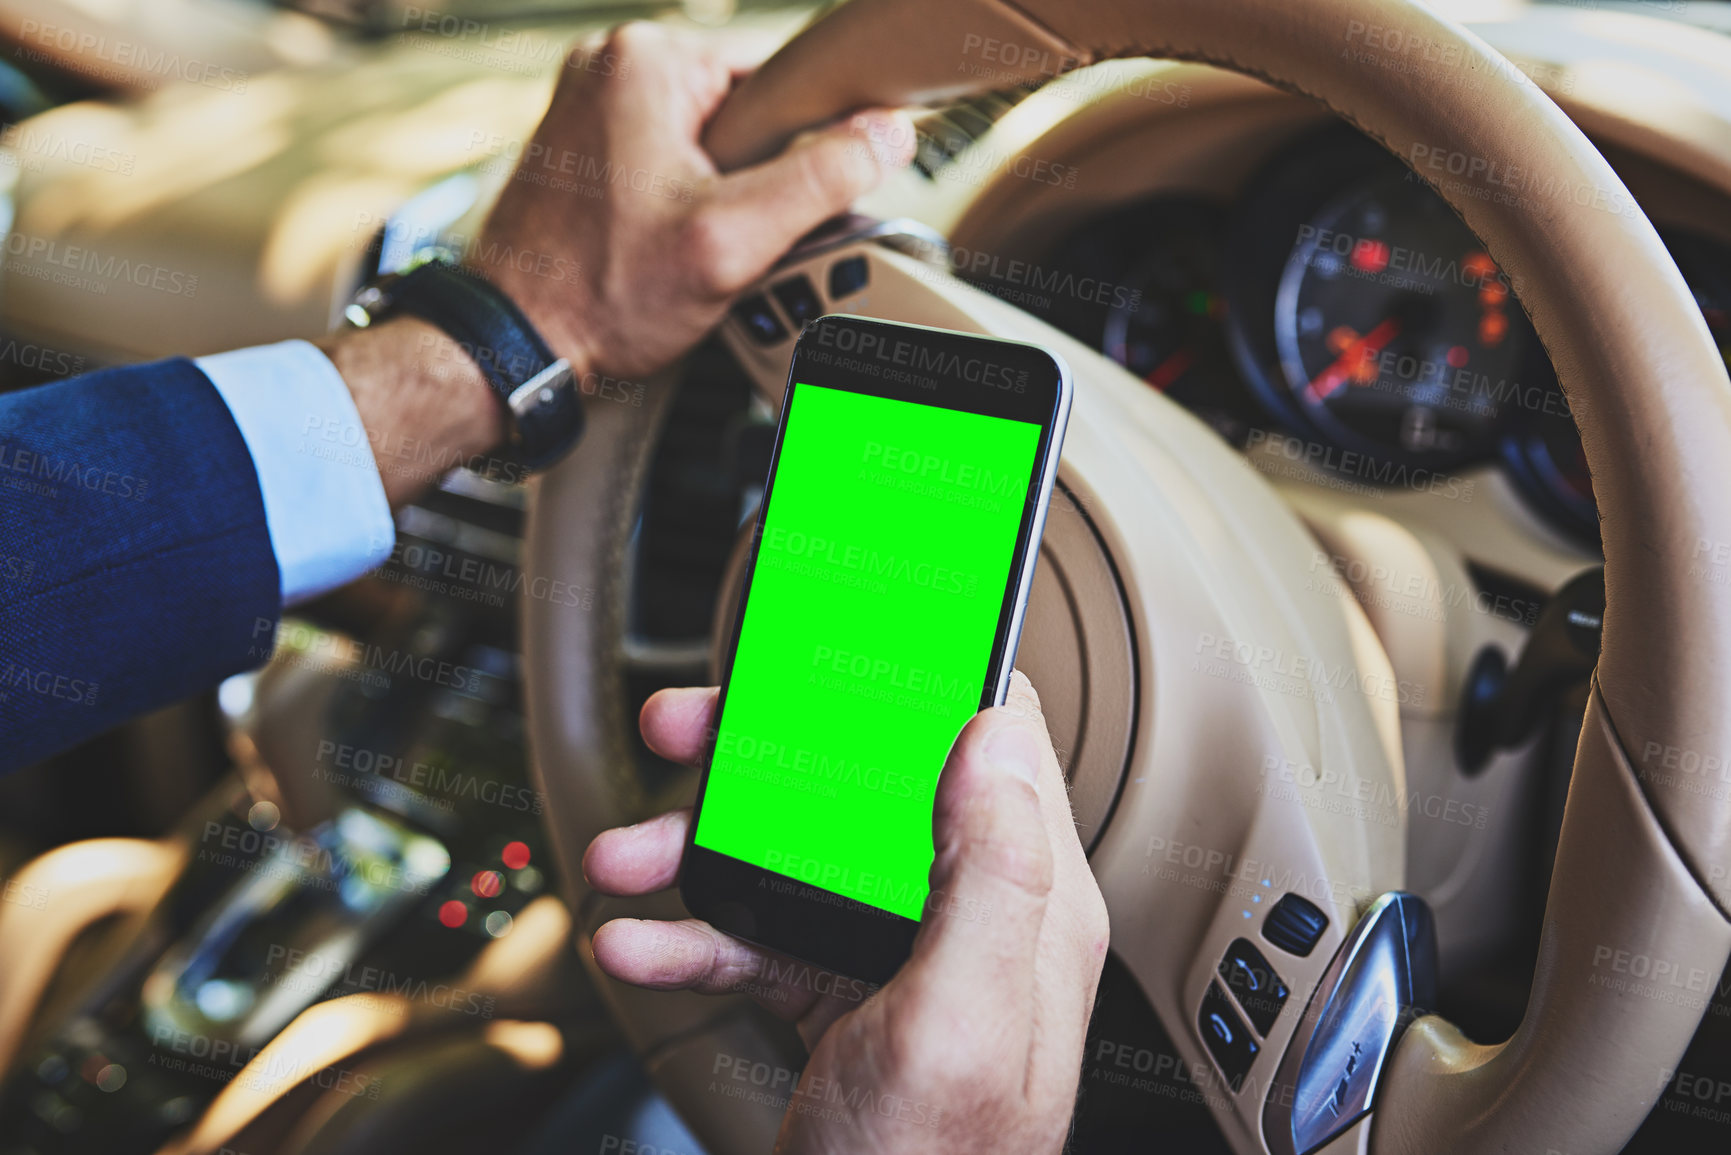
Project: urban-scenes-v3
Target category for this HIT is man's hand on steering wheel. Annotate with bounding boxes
[323,21,912,507]
[582,672,1111,1154]
[471,21,916,384]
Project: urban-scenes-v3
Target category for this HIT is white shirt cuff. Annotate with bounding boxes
[197,339,395,606]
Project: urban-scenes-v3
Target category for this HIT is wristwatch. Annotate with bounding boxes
[345,257,584,470]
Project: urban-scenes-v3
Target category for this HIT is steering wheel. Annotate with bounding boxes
[520,2,1731,1153]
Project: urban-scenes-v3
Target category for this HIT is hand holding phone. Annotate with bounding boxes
[683,315,1073,982]
[583,671,1109,1154]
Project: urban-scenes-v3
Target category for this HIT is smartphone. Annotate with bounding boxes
[680,314,1072,984]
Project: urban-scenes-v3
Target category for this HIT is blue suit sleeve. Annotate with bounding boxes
[0,358,283,771]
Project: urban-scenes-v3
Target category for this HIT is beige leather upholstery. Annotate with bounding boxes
[688,2,1731,1152]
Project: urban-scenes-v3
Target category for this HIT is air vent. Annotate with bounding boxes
[912,88,1035,179]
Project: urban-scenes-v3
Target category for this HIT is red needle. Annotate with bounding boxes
[1307,317,1401,402]
[1144,347,1194,392]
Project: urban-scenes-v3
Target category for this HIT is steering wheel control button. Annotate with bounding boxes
[1220,938,1289,1036]
[1198,980,1260,1092]
[1262,893,1438,1155]
[732,294,788,344]
[771,274,825,328]
[1263,893,1329,957]
[828,255,870,298]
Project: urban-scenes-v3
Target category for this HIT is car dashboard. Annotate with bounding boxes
[851,4,1731,604]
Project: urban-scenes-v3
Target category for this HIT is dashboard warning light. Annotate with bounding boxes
[1351,239,1391,274]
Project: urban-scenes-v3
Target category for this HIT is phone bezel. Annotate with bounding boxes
[679,313,1074,985]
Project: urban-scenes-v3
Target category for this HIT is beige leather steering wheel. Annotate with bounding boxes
[521,2,1731,1153]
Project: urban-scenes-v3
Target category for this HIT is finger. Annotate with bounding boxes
[666,32,740,136]
[639,686,719,765]
[708,26,782,77]
[581,808,691,896]
[697,108,917,283]
[559,24,730,159]
[1003,671,1111,1107]
[592,916,772,992]
[1005,671,1093,896]
[591,917,867,1040]
[897,692,1056,1062]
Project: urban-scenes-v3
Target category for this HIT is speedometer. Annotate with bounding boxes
[1271,172,1526,463]
[1225,128,1558,476]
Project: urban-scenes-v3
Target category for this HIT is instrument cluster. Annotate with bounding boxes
[992,126,1731,547]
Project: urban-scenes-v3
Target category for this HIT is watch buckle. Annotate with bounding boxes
[508,358,574,420]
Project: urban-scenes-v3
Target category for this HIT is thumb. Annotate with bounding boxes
[699,109,917,287]
[896,695,1057,1058]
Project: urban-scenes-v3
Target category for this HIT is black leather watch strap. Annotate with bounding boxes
[350,259,584,470]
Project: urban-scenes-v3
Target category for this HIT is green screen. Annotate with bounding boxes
[694,383,1042,920]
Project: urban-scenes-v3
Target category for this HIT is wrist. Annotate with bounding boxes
[316,318,506,508]
[348,258,589,470]
[461,248,593,380]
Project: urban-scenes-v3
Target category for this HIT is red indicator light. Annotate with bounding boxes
[1351,240,1390,274]
[1480,312,1509,347]
[1463,252,1499,281]
[501,841,531,870]
[438,900,468,928]
[471,870,504,899]
[1446,345,1469,369]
